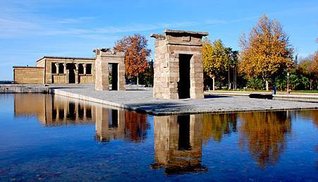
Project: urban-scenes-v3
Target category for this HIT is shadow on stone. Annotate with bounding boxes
[127,102,185,114]
[249,94,273,99]
[126,89,149,91]
[204,95,230,99]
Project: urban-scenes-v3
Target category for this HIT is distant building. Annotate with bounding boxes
[13,56,95,84]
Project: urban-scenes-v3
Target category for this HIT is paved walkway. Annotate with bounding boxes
[53,85,318,115]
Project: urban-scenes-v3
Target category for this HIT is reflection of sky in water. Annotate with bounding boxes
[0,94,14,116]
[0,94,317,181]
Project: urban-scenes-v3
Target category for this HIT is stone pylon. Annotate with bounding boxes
[151,30,208,99]
[94,48,125,91]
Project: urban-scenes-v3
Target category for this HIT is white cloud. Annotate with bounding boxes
[0,3,230,39]
[0,17,39,37]
[55,17,96,24]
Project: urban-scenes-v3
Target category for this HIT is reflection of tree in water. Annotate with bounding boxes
[202,113,237,143]
[125,112,149,142]
[239,111,291,168]
[314,113,318,170]
[299,110,318,127]
[297,110,318,169]
[316,146,318,169]
[302,111,318,169]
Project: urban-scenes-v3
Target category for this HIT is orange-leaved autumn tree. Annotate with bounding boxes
[114,34,151,85]
[239,15,294,90]
[297,55,315,89]
[309,52,318,75]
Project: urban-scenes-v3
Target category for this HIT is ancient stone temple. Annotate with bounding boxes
[13,56,95,84]
[94,48,125,91]
[151,30,208,99]
[12,48,125,88]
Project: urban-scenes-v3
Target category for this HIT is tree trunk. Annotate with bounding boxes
[310,80,313,90]
[228,67,231,90]
[233,66,237,90]
[212,76,215,91]
[265,80,269,91]
[136,74,139,90]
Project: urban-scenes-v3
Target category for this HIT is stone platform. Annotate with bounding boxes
[52,85,318,115]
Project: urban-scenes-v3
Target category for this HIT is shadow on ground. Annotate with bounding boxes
[204,95,230,99]
[127,102,186,114]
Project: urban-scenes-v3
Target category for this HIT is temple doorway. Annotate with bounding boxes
[67,64,76,83]
[178,54,192,99]
[109,63,118,90]
[178,115,191,150]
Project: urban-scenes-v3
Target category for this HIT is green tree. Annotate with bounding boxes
[138,59,154,87]
[246,77,264,90]
[239,15,294,91]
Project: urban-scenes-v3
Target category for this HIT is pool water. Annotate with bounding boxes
[0,94,317,181]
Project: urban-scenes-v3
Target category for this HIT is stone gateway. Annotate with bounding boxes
[151,30,208,99]
[94,48,125,91]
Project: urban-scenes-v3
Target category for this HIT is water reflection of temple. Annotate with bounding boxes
[14,94,94,125]
[94,107,148,142]
[152,115,207,174]
[152,111,293,172]
[95,108,125,142]
[14,94,296,169]
[14,94,149,142]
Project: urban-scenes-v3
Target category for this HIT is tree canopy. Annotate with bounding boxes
[239,15,294,82]
[309,52,318,76]
[114,34,151,78]
[202,39,230,78]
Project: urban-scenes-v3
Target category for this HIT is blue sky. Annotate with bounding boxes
[1,0,317,80]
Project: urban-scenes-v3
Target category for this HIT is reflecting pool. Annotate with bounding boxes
[0,94,318,181]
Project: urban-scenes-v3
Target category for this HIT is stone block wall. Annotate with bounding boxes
[79,75,94,84]
[52,74,66,84]
[153,37,170,98]
[94,48,125,91]
[151,30,208,99]
[13,66,44,84]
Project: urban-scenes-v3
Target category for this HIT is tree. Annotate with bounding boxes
[239,15,294,91]
[298,57,312,76]
[202,113,237,143]
[138,59,154,87]
[307,52,318,89]
[309,52,318,75]
[114,34,151,86]
[202,39,230,90]
[296,56,314,89]
[227,49,239,89]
